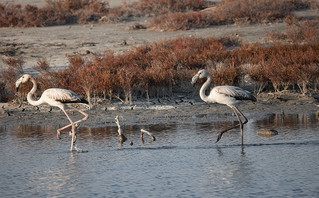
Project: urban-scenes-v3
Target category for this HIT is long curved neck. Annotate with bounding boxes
[27,77,43,106]
[199,74,213,103]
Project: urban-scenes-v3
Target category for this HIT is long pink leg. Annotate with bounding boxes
[216,107,248,145]
[57,109,76,151]
[232,107,244,145]
[56,106,88,139]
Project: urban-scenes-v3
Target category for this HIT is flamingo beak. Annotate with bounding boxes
[191,74,199,87]
[15,78,22,92]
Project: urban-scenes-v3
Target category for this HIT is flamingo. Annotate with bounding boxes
[15,74,89,151]
[191,69,256,145]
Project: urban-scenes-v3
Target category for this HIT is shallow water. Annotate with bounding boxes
[1,113,319,197]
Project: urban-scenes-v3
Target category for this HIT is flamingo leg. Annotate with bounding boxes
[56,106,88,139]
[233,106,248,145]
[216,106,248,145]
[233,108,244,145]
[233,106,248,124]
[58,109,76,151]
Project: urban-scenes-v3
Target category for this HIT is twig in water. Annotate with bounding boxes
[140,129,156,144]
[115,115,127,144]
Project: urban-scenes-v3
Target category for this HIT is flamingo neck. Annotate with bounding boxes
[199,74,213,103]
[27,77,43,106]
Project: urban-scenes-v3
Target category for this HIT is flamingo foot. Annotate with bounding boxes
[57,130,61,139]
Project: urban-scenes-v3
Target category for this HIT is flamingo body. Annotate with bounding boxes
[192,69,256,145]
[39,88,88,109]
[205,85,256,106]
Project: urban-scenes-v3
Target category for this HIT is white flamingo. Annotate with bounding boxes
[15,74,89,151]
[191,69,256,145]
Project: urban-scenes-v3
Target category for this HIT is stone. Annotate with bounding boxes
[257,129,278,136]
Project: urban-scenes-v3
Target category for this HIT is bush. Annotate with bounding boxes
[150,11,215,31]
[267,17,319,44]
[2,37,319,103]
[0,57,26,102]
[0,0,312,29]
[214,0,310,24]
[208,63,238,86]
[149,0,311,31]
[0,0,109,27]
[121,0,208,17]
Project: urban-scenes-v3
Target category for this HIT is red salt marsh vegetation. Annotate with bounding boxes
[1,36,319,105]
[0,0,317,28]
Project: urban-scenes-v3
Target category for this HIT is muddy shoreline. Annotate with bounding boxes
[1,93,318,129]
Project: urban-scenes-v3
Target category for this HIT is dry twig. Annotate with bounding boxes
[140,129,156,144]
[115,115,127,143]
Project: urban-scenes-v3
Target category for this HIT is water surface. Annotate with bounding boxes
[1,113,319,197]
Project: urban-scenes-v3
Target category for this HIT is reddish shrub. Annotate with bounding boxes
[33,58,50,73]
[150,11,214,31]
[2,56,24,72]
[286,17,319,44]
[214,0,310,24]
[130,0,208,16]
[0,0,109,27]
[207,63,238,86]
[0,57,26,102]
[267,17,319,44]
[2,37,319,103]
[295,63,319,94]
[242,64,270,95]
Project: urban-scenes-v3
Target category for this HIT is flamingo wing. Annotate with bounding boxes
[214,86,256,101]
[44,88,83,103]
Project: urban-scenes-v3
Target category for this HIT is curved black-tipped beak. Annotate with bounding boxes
[15,78,22,92]
[191,74,199,87]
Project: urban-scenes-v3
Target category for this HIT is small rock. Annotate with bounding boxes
[127,23,147,30]
[121,40,127,46]
[257,129,278,136]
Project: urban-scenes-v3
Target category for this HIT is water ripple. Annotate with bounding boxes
[1,113,319,197]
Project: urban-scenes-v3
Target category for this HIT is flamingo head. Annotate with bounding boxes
[191,69,210,86]
[15,74,31,91]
